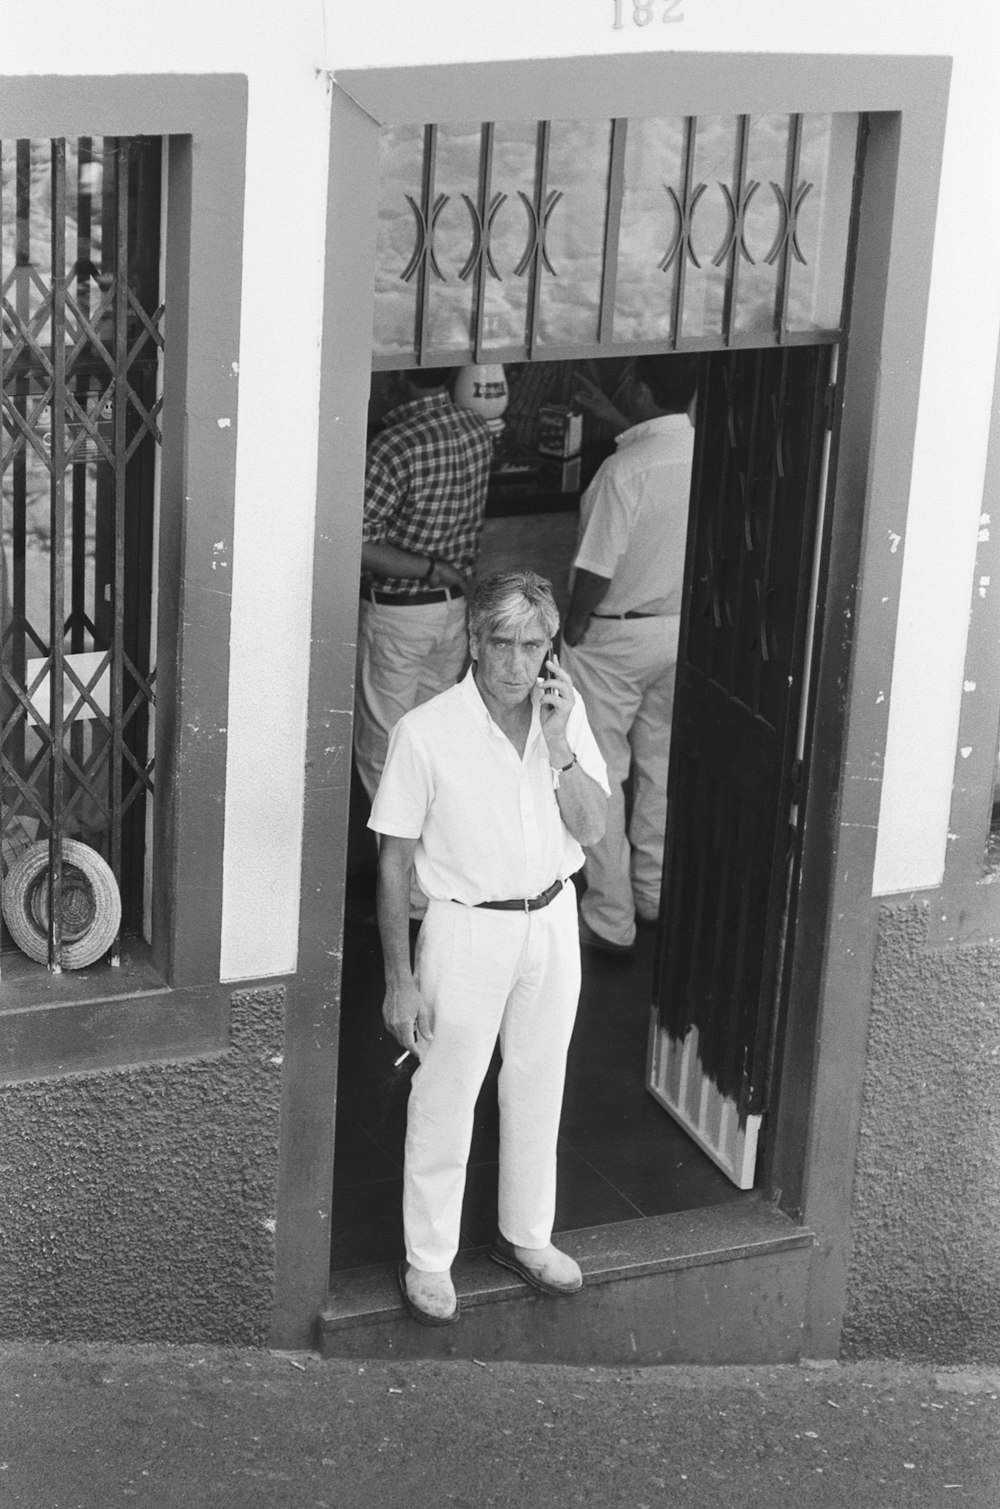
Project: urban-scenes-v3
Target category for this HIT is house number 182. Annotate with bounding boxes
[613,0,684,24]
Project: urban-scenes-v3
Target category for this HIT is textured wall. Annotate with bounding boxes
[0,986,284,1344]
[842,905,1000,1361]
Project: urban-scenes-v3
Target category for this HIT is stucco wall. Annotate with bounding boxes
[0,987,283,1344]
[842,905,1000,1361]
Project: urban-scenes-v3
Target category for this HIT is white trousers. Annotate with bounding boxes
[563,615,679,947]
[404,882,581,1272]
[354,594,468,802]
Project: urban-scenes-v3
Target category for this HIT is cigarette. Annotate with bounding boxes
[393,1050,412,1068]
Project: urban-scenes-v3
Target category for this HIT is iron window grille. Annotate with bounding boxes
[0,136,163,970]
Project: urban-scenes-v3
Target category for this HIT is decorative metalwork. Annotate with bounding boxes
[513,188,563,279]
[765,180,812,268]
[0,136,163,969]
[660,180,708,272]
[401,192,450,284]
[374,111,860,364]
[714,179,761,269]
[458,191,508,283]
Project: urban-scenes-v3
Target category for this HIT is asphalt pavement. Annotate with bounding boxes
[0,1344,997,1508]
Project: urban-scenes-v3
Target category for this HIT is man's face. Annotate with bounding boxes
[471,611,551,712]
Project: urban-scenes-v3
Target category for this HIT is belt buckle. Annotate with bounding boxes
[524,896,531,914]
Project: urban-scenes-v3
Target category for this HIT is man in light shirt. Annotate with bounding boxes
[370,571,609,1325]
[562,354,698,955]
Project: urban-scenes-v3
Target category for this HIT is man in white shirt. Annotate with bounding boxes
[370,571,609,1325]
[562,354,698,954]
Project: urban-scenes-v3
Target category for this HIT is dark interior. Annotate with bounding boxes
[331,872,742,1274]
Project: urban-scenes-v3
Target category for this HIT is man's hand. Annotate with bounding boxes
[538,653,608,845]
[376,834,433,1058]
[538,654,576,755]
[382,977,433,1058]
[429,557,470,591]
[573,374,629,436]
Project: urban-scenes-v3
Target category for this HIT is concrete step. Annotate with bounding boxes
[320,1197,814,1365]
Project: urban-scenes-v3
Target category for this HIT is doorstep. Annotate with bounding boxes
[320,1195,814,1365]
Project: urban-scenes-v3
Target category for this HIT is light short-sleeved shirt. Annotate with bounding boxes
[573,413,694,616]
[369,668,610,905]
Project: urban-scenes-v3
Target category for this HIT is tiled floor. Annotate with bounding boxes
[330,886,743,1273]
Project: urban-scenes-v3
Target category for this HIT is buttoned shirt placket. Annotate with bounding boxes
[481,702,548,906]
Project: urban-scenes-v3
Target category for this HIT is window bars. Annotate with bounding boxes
[0,136,163,969]
[373,113,860,367]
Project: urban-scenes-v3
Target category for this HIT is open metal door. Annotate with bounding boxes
[646,345,832,1188]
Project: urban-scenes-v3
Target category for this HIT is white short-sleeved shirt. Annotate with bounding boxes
[369,668,610,904]
[573,412,694,616]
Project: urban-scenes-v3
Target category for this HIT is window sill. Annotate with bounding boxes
[1,936,166,1013]
[0,938,228,1084]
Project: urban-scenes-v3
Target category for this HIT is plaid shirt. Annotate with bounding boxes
[362,394,492,596]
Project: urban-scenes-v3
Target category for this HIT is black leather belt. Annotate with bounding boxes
[592,610,659,619]
[472,878,564,913]
[364,584,464,606]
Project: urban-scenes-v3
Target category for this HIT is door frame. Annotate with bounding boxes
[271,51,952,1352]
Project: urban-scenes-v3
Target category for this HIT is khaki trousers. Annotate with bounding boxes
[563,614,679,947]
[354,594,468,801]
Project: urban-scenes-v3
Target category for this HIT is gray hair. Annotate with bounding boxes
[468,570,560,644]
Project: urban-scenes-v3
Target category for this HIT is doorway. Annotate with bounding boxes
[330,341,831,1272]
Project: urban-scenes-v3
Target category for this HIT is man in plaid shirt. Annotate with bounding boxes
[355,368,493,802]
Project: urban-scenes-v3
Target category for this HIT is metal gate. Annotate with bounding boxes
[0,136,163,969]
[647,345,832,1185]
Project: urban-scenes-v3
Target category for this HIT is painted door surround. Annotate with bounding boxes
[292,51,951,1352]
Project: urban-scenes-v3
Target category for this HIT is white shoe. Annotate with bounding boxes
[489,1235,583,1294]
[397,1263,459,1325]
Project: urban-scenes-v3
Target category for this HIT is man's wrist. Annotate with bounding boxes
[547,742,574,769]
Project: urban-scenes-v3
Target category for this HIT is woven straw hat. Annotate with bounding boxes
[2,838,121,968]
